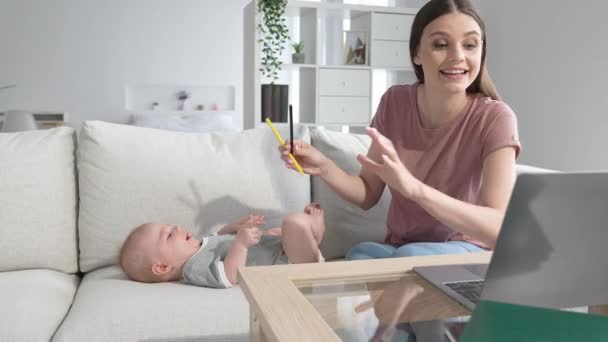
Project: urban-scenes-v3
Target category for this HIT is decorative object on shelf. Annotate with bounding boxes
[1,110,37,132]
[257,0,290,124]
[211,103,220,111]
[196,104,205,111]
[150,102,159,111]
[344,30,368,65]
[176,90,190,111]
[291,41,305,64]
[257,0,289,83]
[261,84,288,123]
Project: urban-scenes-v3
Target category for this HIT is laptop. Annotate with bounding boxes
[414,172,608,311]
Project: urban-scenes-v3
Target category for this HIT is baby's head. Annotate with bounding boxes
[120,223,201,283]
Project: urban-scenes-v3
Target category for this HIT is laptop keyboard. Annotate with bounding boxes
[444,280,484,304]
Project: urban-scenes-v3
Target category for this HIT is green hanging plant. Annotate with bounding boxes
[257,0,289,84]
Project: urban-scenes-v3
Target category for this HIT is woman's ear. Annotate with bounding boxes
[152,262,172,275]
[413,46,422,65]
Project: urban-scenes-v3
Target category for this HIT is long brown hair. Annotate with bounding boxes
[409,0,500,101]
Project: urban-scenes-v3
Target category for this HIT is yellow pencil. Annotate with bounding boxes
[265,118,304,174]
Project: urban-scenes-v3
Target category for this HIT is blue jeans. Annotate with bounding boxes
[345,241,484,260]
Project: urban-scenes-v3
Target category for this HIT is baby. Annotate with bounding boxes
[119,202,325,288]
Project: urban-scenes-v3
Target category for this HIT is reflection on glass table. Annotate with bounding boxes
[298,274,471,342]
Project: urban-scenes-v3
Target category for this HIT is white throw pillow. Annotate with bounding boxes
[0,127,78,272]
[310,127,390,260]
[77,121,310,272]
[131,111,238,133]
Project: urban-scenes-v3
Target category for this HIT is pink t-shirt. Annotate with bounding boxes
[371,84,521,249]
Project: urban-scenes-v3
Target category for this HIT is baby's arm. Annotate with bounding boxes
[222,227,261,285]
[264,227,282,236]
[217,215,265,235]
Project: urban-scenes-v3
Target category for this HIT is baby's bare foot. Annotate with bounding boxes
[304,202,322,215]
[305,203,325,244]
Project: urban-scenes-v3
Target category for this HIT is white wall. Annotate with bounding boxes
[0,0,249,130]
[5,0,605,170]
[476,0,608,171]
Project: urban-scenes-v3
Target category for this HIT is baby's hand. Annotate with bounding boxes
[235,227,261,248]
[237,214,265,228]
[264,227,282,237]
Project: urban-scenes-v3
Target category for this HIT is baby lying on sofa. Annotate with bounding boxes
[119,202,325,288]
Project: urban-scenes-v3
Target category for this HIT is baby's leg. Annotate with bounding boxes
[281,213,321,263]
[304,202,326,244]
[309,213,325,245]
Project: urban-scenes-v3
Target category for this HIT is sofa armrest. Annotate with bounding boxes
[516,164,558,175]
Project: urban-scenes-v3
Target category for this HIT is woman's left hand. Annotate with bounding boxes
[357,127,421,200]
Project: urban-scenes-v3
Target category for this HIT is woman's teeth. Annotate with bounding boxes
[441,70,467,74]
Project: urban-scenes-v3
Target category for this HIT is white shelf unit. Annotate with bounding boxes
[244,0,420,129]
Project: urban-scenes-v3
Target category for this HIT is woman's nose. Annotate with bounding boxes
[448,45,465,62]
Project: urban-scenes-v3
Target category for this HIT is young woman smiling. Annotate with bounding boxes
[280,0,521,260]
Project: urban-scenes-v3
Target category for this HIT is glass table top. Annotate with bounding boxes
[297,272,471,341]
[296,271,604,341]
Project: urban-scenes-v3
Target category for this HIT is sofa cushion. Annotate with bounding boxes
[0,127,78,272]
[0,269,79,342]
[77,121,311,272]
[52,266,248,342]
[310,127,390,260]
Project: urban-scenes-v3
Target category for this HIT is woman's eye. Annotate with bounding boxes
[434,42,448,49]
[464,43,478,49]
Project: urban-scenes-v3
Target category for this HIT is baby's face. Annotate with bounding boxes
[138,223,202,268]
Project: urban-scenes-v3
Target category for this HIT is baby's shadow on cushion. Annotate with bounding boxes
[178,181,287,236]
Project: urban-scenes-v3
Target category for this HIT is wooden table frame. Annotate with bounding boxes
[238,252,493,342]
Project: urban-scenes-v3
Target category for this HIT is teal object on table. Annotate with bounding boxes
[460,300,608,342]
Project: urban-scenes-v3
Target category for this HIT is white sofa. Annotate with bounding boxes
[0,121,553,341]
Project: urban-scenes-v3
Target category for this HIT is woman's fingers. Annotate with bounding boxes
[366,127,398,158]
[381,154,396,166]
[357,154,382,173]
[284,139,304,152]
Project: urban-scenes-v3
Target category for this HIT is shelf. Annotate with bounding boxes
[244,0,420,129]
[0,111,68,130]
[282,63,318,69]
[125,85,235,112]
[320,64,371,70]
[288,1,419,15]
[275,64,375,70]
[371,66,414,71]
[131,110,235,115]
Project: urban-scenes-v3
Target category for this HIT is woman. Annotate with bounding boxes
[280,0,521,260]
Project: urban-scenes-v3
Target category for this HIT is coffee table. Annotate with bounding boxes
[238,252,492,342]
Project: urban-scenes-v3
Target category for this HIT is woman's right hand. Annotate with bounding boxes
[280,139,331,176]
